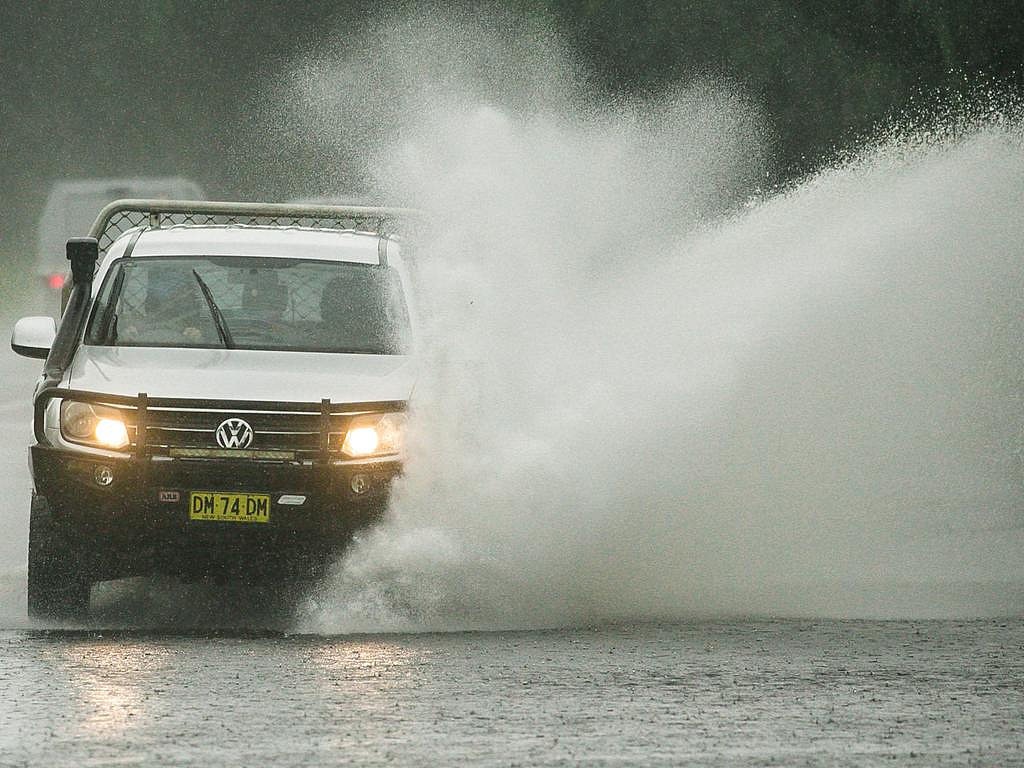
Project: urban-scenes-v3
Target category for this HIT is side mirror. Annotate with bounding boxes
[11,316,57,359]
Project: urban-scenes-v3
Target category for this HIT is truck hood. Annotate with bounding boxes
[67,346,416,404]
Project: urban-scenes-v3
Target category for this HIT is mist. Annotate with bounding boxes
[274,15,1024,631]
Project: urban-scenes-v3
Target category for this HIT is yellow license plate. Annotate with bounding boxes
[189,491,271,523]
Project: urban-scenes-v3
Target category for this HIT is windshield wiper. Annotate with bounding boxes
[191,269,235,349]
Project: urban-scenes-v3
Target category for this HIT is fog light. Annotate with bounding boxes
[350,473,371,495]
[94,465,114,487]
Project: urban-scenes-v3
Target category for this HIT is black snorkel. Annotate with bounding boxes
[43,237,99,385]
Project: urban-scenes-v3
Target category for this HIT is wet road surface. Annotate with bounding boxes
[1,619,1022,767]
[2,332,1023,766]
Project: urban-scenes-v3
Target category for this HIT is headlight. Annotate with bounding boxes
[341,412,407,458]
[60,401,131,449]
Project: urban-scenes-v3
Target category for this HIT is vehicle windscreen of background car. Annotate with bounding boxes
[85,256,411,354]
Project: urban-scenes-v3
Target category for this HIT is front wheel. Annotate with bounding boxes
[27,493,91,621]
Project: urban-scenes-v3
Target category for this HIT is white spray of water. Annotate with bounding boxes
[267,14,1024,631]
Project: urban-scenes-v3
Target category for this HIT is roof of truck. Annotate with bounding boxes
[110,225,385,265]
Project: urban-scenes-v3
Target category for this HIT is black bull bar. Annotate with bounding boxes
[33,387,407,465]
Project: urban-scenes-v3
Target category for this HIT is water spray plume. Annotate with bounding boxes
[268,13,1024,632]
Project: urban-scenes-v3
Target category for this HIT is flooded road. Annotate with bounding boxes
[1,620,1022,767]
[2,322,1024,766]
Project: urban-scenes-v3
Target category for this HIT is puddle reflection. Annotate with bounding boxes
[43,640,169,738]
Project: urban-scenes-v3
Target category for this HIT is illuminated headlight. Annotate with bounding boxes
[60,401,131,450]
[341,412,407,458]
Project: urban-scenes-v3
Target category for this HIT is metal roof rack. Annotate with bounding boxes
[88,199,422,257]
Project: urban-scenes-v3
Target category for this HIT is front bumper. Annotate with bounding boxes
[31,445,398,581]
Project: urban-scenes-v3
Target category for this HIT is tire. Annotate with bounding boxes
[27,493,91,621]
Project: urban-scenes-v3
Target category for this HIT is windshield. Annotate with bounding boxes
[85,256,411,354]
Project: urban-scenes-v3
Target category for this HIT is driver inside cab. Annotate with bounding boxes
[115,265,209,345]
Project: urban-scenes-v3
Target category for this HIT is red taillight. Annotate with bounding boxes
[47,274,66,290]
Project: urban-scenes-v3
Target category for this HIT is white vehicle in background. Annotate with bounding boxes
[11,199,418,620]
[37,178,204,312]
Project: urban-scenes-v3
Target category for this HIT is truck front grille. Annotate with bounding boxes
[99,400,391,460]
[140,407,332,457]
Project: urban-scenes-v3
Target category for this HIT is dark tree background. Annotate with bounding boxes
[1,0,1022,261]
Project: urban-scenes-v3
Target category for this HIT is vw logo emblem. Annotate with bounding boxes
[215,417,254,449]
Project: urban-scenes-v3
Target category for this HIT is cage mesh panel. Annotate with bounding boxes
[97,210,391,257]
[120,273,146,314]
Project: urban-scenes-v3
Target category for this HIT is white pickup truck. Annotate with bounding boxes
[11,200,418,620]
